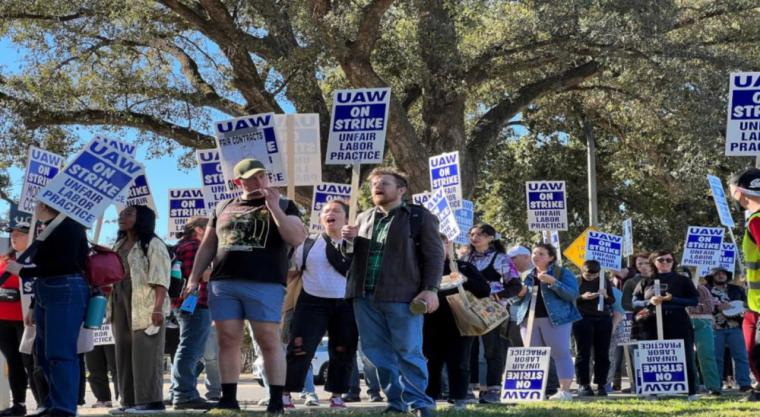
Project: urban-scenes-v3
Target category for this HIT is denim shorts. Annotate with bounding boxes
[208,280,285,323]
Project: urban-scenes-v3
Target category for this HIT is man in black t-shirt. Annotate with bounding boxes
[186,158,306,413]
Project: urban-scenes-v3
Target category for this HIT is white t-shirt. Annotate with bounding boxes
[293,237,347,299]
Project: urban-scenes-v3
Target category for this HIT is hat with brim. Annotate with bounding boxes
[233,158,267,179]
[6,204,31,233]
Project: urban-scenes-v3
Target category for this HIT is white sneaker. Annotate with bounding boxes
[548,390,573,401]
[304,393,320,407]
[687,394,701,401]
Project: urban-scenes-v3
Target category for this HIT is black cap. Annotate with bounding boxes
[5,203,31,233]
[733,168,760,196]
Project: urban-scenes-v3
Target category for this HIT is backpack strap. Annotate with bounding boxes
[408,204,426,245]
[299,236,317,272]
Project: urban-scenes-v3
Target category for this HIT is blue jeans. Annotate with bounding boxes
[201,326,221,399]
[353,295,434,411]
[34,275,89,416]
[714,326,752,387]
[171,307,211,403]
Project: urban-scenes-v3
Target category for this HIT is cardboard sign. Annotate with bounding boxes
[325,88,390,164]
[635,340,689,396]
[215,113,286,186]
[310,183,351,233]
[585,231,623,270]
[115,171,157,212]
[168,188,206,240]
[622,218,634,257]
[563,227,597,269]
[726,72,760,155]
[707,175,736,228]
[19,147,64,214]
[196,149,242,212]
[93,324,115,346]
[423,189,460,241]
[37,137,143,227]
[501,347,551,402]
[681,226,724,269]
[273,114,322,186]
[429,151,462,209]
[617,312,634,346]
[697,242,736,277]
[454,200,474,245]
[412,192,431,206]
[525,181,568,231]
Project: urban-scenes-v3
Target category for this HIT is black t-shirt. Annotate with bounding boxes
[19,217,88,279]
[210,196,300,284]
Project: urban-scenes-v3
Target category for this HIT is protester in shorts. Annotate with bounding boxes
[0,207,39,416]
[423,235,490,410]
[463,224,521,404]
[706,267,753,391]
[341,167,443,417]
[510,243,580,401]
[170,216,216,410]
[186,158,305,414]
[631,250,699,399]
[572,260,614,397]
[283,200,356,408]
[7,202,89,417]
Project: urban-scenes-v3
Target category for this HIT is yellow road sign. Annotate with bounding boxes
[563,226,598,269]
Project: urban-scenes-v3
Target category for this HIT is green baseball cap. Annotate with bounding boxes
[233,158,267,179]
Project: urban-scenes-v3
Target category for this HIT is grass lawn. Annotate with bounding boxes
[194,395,760,417]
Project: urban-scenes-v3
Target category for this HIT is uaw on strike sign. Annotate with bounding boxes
[525,181,568,231]
[726,72,760,155]
[37,137,143,227]
[325,88,390,164]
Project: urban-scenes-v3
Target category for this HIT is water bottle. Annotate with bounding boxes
[180,291,198,314]
[84,294,108,329]
[169,260,184,298]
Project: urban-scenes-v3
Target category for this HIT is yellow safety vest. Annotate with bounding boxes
[742,211,760,312]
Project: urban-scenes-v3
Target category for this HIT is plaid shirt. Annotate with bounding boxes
[175,237,208,307]
[364,206,400,293]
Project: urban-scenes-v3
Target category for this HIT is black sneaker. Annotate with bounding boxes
[211,399,240,411]
[577,385,595,397]
[370,394,385,402]
[341,393,361,403]
[0,403,25,417]
[740,385,754,392]
[741,390,760,402]
[596,386,607,397]
[174,398,214,410]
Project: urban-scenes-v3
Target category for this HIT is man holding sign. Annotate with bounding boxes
[341,167,443,417]
[185,158,305,413]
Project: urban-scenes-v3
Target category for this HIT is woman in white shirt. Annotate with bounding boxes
[283,200,355,408]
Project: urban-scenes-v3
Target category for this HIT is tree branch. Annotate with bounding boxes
[467,60,602,158]
[350,0,395,60]
[671,3,760,31]
[0,10,90,22]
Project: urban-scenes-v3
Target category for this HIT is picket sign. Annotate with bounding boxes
[634,339,689,396]
[654,278,664,340]
[501,347,551,402]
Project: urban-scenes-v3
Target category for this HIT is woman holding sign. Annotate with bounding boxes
[631,250,699,398]
[6,202,90,417]
[510,243,580,401]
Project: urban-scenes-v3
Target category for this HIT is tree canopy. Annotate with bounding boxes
[1,0,760,250]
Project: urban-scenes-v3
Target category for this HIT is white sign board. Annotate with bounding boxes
[273,114,322,186]
[525,181,568,231]
[726,72,760,156]
[681,226,724,269]
[585,231,623,270]
[423,189,460,241]
[168,188,207,240]
[429,151,462,209]
[309,183,351,233]
[93,324,115,346]
[325,88,390,164]
[115,171,157,213]
[697,242,737,277]
[635,340,689,396]
[454,200,474,245]
[707,175,736,228]
[215,113,286,186]
[19,147,64,214]
[501,347,551,402]
[196,149,242,212]
[412,192,431,206]
[622,218,634,257]
[37,137,143,227]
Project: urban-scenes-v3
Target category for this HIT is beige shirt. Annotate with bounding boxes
[113,237,171,331]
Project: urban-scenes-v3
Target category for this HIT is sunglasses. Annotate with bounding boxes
[655,257,674,264]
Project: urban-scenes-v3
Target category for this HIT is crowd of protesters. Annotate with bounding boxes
[1,161,760,417]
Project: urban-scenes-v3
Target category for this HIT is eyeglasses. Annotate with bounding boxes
[655,257,674,264]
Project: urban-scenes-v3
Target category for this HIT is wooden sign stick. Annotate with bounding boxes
[654,278,664,340]
[348,163,361,225]
[286,115,296,201]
